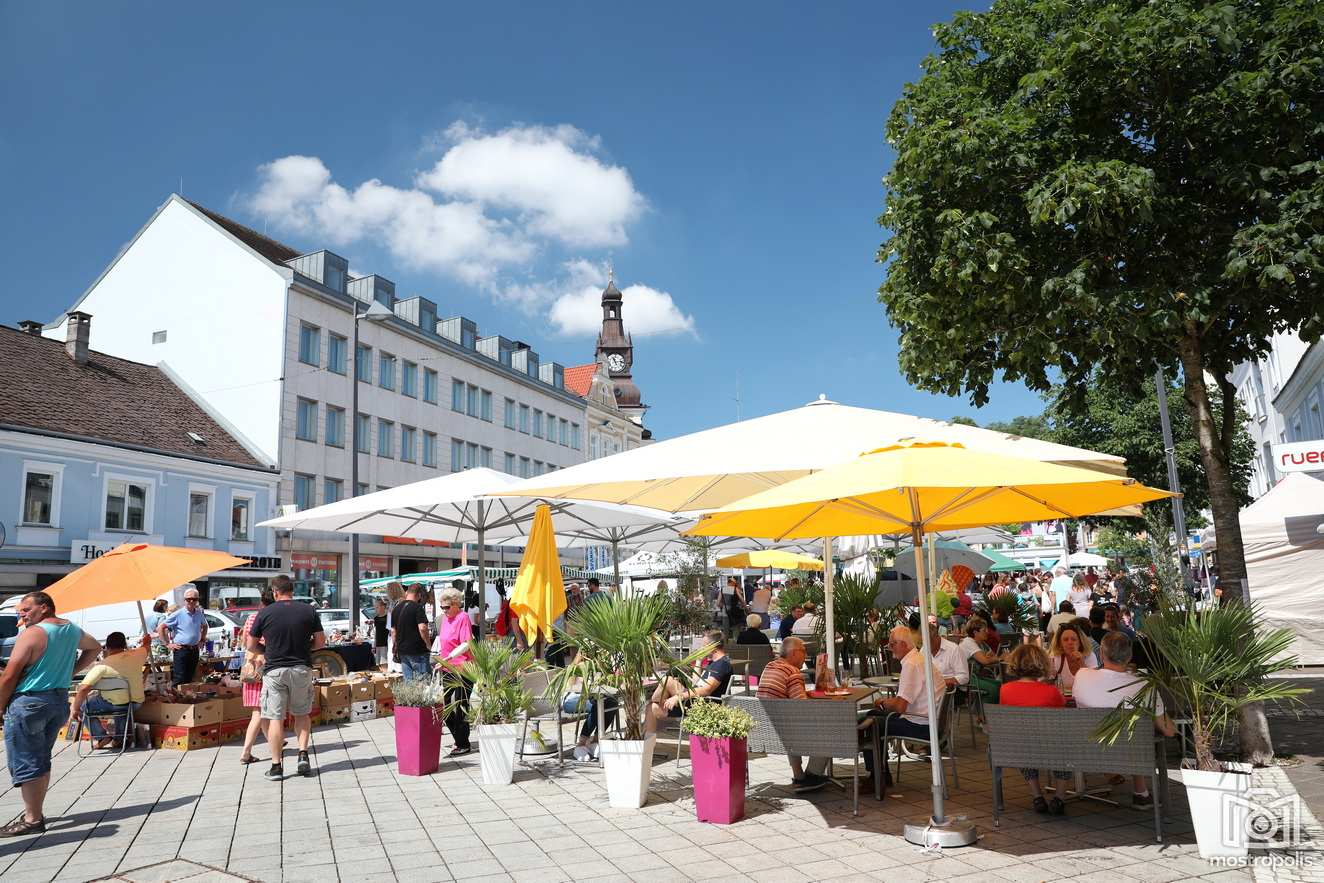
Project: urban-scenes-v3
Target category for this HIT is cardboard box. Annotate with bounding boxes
[218,721,246,744]
[350,700,376,722]
[222,696,249,722]
[375,698,394,718]
[317,683,350,708]
[374,676,400,700]
[350,681,375,702]
[150,724,220,750]
[322,705,350,724]
[136,699,223,728]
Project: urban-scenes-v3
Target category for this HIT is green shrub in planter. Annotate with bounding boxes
[683,700,754,740]
[392,676,447,710]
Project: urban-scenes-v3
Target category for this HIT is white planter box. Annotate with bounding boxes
[477,723,519,785]
[1176,762,1253,858]
[599,735,657,809]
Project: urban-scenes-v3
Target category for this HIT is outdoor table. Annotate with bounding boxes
[329,642,376,672]
[861,675,899,698]
[807,685,878,705]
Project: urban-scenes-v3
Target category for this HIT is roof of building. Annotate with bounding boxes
[186,199,301,265]
[563,363,599,398]
[0,325,268,469]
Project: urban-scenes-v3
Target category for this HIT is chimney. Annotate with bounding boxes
[17,320,43,335]
[65,311,91,364]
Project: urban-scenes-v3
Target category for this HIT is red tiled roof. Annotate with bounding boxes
[564,363,598,398]
[0,326,268,469]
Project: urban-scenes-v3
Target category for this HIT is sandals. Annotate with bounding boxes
[239,754,261,765]
[0,816,46,837]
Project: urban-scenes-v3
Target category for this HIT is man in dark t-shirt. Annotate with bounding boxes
[248,575,324,781]
[645,630,733,733]
[391,585,432,680]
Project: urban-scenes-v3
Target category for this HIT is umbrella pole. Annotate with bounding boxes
[477,502,486,640]
[903,491,976,848]
[823,536,836,677]
[136,600,149,641]
[612,537,621,599]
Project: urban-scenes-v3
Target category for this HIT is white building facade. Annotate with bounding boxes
[47,195,591,605]
[1229,331,1315,499]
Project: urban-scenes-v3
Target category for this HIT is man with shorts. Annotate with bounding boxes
[0,592,101,835]
[249,575,324,781]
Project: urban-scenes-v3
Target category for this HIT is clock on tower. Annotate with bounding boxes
[594,273,646,423]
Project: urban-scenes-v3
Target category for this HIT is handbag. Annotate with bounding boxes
[240,652,264,685]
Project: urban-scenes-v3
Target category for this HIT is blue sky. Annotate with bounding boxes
[0,1,1043,440]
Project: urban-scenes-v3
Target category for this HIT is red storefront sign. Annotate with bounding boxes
[384,536,451,547]
[292,553,339,571]
[359,555,391,575]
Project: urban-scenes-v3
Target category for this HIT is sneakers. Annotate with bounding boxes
[793,772,830,793]
[1047,797,1066,816]
[297,752,311,777]
[572,745,592,761]
[1132,791,1153,810]
[1032,796,1050,814]
[265,764,284,782]
[447,746,472,758]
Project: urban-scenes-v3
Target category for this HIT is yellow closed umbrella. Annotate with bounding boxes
[686,441,1172,849]
[508,505,568,644]
[714,550,824,571]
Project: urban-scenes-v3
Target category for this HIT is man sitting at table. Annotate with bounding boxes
[755,636,831,793]
[920,617,967,689]
[1072,632,1175,810]
[791,602,819,636]
[67,631,148,749]
[736,614,771,646]
[863,625,945,784]
[645,630,733,734]
[777,604,803,640]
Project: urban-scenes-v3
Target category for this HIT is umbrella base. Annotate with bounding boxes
[520,737,559,757]
[903,817,978,848]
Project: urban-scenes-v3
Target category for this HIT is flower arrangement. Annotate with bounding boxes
[682,700,754,740]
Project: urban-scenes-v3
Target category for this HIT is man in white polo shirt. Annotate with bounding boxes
[863,624,945,785]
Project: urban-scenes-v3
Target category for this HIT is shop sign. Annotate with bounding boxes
[1273,441,1324,474]
[70,540,116,564]
[384,536,451,547]
[233,555,282,571]
[359,555,391,574]
[292,553,339,571]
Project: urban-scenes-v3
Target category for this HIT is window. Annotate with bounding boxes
[571,423,581,450]
[452,379,465,412]
[504,398,517,429]
[401,425,417,462]
[480,389,492,422]
[105,479,148,531]
[328,334,347,374]
[356,344,372,382]
[231,496,251,541]
[378,353,396,390]
[423,369,438,404]
[533,460,543,475]
[22,469,57,525]
[467,384,479,418]
[293,474,315,511]
[356,482,370,497]
[187,491,211,538]
[298,323,320,366]
[325,263,345,292]
[355,413,371,453]
[422,431,438,467]
[481,447,492,468]
[152,330,167,344]
[451,439,464,472]
[520,456,531,478]
[401,361,418,397]
[519,404,530,433]
[324,478,343,504]
[326,406,345,447]
[590,433,599,459]
[559,418,569,446]
[378,420,394,458]
[296,397,318,442]
[504,452,516,474]
[532,409,544,439]
[466,442,479,469]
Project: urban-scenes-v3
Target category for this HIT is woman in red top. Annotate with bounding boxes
[1000,644,1071,816]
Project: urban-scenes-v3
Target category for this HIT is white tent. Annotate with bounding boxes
[1043,551,1110,570]
[1240,473,1324,664]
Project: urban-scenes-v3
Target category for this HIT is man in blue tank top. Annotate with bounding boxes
[0,591,101,836]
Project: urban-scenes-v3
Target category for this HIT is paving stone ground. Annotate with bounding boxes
[0,712,1318,883]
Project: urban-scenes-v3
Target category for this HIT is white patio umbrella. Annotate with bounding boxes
[258,468,681,634]
[502,396,1132,671]
[1044,551,1110,569]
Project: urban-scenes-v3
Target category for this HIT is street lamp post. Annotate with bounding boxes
[349,300,393,633]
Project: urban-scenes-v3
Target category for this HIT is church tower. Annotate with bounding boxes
[594,270,647,426]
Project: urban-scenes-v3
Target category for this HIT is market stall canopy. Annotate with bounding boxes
[46,543,247,613]
[713,550,825,571]
[837,526,1013,560]
[499,398,1129,512]
[1043,551,1110,570]
[983,548,1028,573]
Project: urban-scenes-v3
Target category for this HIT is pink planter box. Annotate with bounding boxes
[689,735,747,824]
[396,705,442,776]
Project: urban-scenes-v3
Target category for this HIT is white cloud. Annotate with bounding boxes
[417,123,644,248]
[547,261,696,338]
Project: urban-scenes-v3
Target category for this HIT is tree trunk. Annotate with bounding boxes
[1177,329,1275,765]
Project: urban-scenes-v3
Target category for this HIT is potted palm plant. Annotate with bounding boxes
[446,641,535,785]
[1095,602,1305,858]
[683,700,754,824]
[549,595,709,808]
[392,676,447,776]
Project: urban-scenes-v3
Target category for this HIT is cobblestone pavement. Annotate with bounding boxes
[1268,678,1324,822]
[0,714,1312,883]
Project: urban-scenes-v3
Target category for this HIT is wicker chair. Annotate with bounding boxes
[728,694,881,816]
[880,687,960,793]
[518,668,587,768]
[984,705,1170,842]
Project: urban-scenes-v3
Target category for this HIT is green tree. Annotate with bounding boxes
[1095,524,1151,565]
[949,415,978,426]
[984,414,1052,440]
[879,0,1322,762]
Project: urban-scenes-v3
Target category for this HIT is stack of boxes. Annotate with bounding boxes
[318,673,400,723]
[136,696,224,750]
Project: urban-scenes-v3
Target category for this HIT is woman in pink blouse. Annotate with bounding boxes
[435,587,474,757]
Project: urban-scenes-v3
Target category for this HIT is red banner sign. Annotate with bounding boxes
[292,553,338,571]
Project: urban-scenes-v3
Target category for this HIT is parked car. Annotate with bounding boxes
[318,608,353,641]
[0,611,18,668]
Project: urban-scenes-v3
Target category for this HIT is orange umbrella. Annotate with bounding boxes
[45,544,247,619]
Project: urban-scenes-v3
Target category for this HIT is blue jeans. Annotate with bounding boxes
[401,654,432,680]
[82,696,139,739]
[563,694,618,739]
[4,690,68,786]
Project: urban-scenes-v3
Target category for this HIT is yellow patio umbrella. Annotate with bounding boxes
[686,441,1173,850]
[44,543,248,633]
[713,550,824,570]
[508,505,568,644]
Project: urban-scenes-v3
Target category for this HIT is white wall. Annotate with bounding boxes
[45,197,288,464]
[1231,330,1313,499]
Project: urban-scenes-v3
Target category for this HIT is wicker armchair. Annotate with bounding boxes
[728,694,881,816]
[518,668,587,768]
[984,705,1170,842]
